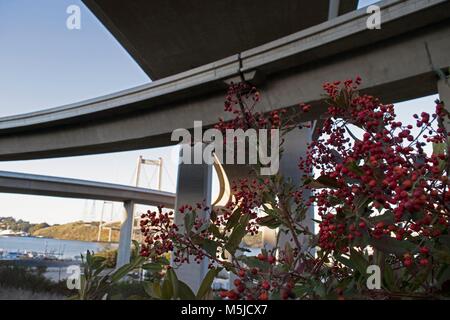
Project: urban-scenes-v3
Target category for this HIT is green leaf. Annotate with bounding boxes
[439,234,450,247]
[335,254,357,271]
[208,223,223,239]
[184,210,197,233]
[226,208,242,230]
[191,234,206,246]
[85,250,93,267]
[350,249,369,275]
[144,281,162,299]
[225,214,250,255]
[177,280,196,300]
[433,141,448,172]
[258,215,282,229]
[308,175,340,189]
[111,261,139,283]
[345,161,364,176]
[432,248,450,264]
[409,267,432,291]
[197,221,210,233]
[167,268,179,299]
[196,268,220,300]
[91,255,106,265]
[131,240,140,258]
[156,256,170,265]
[220,261,236,273]
[239,256,270,272]
[161,277,174,300]
[142,263,164,272]
[328,196,345,206]
[284,242,294,267]
[369,237,416,256]
[436,264,450,289]
[368,211,394,225]
[383,262,396,291]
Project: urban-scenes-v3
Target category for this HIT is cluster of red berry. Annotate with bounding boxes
[300,79,449,263]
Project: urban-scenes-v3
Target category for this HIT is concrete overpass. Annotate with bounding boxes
[0,171,174,206]
[82,0,357,79]
[0,0,448,161]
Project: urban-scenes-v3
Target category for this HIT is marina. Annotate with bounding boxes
[0,236,114,261]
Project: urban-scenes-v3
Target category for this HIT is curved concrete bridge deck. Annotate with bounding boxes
[0,170,175,207]
[0,170,175,267]
[0,0,449,161]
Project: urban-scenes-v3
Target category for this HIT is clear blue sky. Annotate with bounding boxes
[0,0,438,224]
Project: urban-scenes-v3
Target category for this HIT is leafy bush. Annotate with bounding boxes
[139,79,450,300]
[0,263,70,296]
[94,249,117,268]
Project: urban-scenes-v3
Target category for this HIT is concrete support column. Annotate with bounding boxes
[277,126,314,251]
[173,144,213,292]
[116,200,134,268]
[438,78,450,131]
[262,227,277,250]
[328,0,340,20]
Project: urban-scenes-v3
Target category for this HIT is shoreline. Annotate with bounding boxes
[0,235,119,245]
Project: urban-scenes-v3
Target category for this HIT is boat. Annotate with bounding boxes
[0,229,28,237]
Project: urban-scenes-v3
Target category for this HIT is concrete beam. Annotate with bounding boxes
[0,171,175,207]
[0,0,449,161]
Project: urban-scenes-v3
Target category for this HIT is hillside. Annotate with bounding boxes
[0,216,49,234]
[32,221,120,243]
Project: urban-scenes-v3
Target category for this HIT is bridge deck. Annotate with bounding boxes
[0,171,175,207]
[0,0,449,161]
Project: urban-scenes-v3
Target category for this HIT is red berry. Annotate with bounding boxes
[227,290,238,300]
[376,222,384,229]
[301,104,311,112]
[402,180,412,189]
[419,258,429,266]
[237,284,246,293]
[261,280,270,290]
[267,256,276,264]
[419,247,429,255]
[258,291,269,300]
[403,258,413,267]
[257,253,266,261]
[281,290,289,300]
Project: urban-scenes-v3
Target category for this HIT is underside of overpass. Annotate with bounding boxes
[82,0,357,79]
[0,0,448,161]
